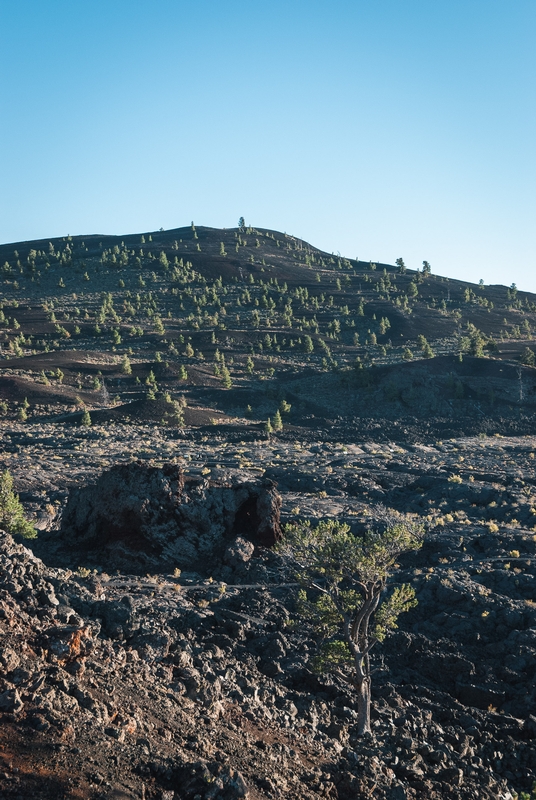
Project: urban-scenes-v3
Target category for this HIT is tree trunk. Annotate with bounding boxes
[356,676,371,735]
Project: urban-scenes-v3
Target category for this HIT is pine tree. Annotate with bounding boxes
[276,519,423,735]
[272,410,283,431]
[0,470,36,538]
[163,399,185,427]
[520,347,535,366]
[422,342,434,358]
[221,366,232,389]
[80,409,92,426]
[303,335,314,354]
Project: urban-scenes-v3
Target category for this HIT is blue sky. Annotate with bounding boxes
[1,1,535,289]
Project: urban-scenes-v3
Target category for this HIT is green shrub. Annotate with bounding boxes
[0,470,36,538]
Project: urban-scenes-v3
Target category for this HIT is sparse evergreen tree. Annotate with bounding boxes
[272,410,283,431]
[422,342,434,358]
[121,355,132,375]
[275,519,423,735]
[163,398,185,427]
[80,409,92,427]
[378,317,391,335]
[0,470,36,538]
[221,366,232,389]
[520,347,535,366]
[303,335,314,354]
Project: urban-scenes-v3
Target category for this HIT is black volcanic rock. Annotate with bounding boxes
[58,461,281,571]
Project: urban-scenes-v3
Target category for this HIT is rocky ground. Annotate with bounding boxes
[0,425,535,799]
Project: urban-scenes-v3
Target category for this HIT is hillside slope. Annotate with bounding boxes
[1,223,536,438]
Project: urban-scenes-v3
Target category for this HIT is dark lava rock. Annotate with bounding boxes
[58,461,282,572]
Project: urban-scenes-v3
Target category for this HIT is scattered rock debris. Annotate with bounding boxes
[1,443,535,800]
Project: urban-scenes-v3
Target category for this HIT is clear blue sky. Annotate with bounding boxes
[1,1,535,289]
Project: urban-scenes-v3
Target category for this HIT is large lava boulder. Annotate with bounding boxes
[59,462,281,571]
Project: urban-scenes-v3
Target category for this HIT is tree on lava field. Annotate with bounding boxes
[276,518,423,735]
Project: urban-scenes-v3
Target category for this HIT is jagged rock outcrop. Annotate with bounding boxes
[58,462,282,571]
